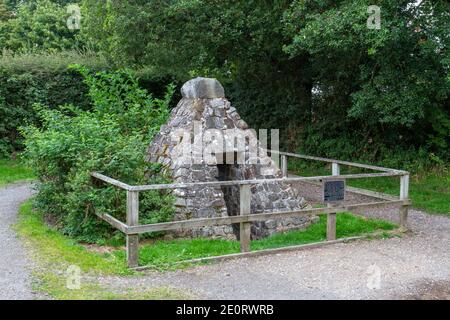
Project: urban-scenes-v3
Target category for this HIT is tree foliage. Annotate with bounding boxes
[0,0,447,169]
[284,0,449,154]
[0,1,13,21]
[80,0,449,167]
[0,0,81,53]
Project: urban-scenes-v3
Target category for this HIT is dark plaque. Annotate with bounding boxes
[323,179,346,202]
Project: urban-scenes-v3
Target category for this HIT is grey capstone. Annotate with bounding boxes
[181,77,225,99]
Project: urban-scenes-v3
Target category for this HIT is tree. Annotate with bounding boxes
[78,0,450,164]
[81,0,312,146]
[283,0,450,159]
[0,0,82,53]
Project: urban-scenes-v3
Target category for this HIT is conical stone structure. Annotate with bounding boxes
[147,78,316,239]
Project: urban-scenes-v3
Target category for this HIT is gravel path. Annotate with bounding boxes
[1,183,448,300]
[0,182,36,300]
[100,207,450,300]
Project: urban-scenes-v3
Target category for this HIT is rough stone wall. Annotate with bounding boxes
[147,78,315,240]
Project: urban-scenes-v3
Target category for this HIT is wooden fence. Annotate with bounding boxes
[91,151,411,268]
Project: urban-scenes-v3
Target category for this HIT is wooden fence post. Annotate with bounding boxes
[327,212,337,241]
[326,162,339,241]
[332,162,340,176]
[399,174,410,229]
[240,185,251,253]
[281,155,288,177]
[126,190,139,268]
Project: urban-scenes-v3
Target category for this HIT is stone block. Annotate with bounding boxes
[181,77,225,99]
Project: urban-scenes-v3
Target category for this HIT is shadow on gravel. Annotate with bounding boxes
[401,280,450,300]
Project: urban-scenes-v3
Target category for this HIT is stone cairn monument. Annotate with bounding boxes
[147,78,316,240]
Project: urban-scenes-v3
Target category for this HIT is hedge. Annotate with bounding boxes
[0,51,177,157]
[0,51,108,156]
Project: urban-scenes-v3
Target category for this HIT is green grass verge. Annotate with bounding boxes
[349,174,449,216]
[32,271,188,300]
[15,201,191,300]
[289,161,450,216]
[252,214,395,250]
[113,213,396,269]
[17,199,396,274]
[0,159,35,187]
[16,201,130,275]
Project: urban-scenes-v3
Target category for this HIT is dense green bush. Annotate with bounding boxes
[0,51,110,156]
[81,0,449,170]
[21,66,175,243]
[283,0,450,170]
[0,51,177,157]
[0,0,82,53]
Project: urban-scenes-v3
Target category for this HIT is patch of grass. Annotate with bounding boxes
[32,271,188,300]
[129,213,396,269]
[16,200,191,300]
[252,213,395,250]
[15,201,130,276]
[289,161,450,216]
[0,159,35,187]
[349,173,450,217]
[116,238,241,269]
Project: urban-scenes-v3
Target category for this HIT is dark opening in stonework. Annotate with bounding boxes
[216,154,245,239]
[217,163,231,182]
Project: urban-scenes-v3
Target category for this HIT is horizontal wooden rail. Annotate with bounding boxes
[91,171,404,192]
[91,172,133,190]
[97,172,402,192]
[345,186,399,201]
[94,212,128,234]
[94,199,409,235]
[269,150,408,174]
[294,178,398,202]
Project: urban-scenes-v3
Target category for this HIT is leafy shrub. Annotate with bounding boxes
[0,51,110,156]
[0,51,176,157]
[80,0,450,170]
[21,66,175,243]
[0,0,82,53]
[298,119,448,173]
